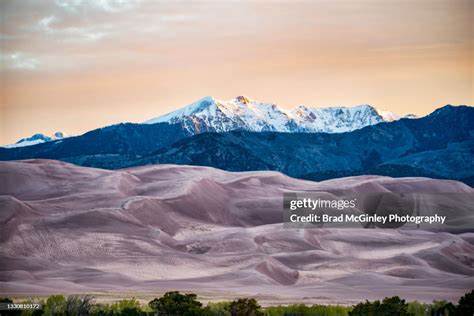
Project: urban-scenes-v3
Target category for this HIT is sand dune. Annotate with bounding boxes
[0,159,473,304]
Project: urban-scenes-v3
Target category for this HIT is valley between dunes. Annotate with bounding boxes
[0,160,473,304]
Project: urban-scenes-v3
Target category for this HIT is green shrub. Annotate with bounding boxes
[204,301,231,316]
[226,298,263,316]
[90,298,145,316]
[265,303,350,315]
[65,295,93,316]
[148,291,204,316]
[406,301,429,316]
[43,295,67,316]
[455,290,474,316]
[350,296,409,316]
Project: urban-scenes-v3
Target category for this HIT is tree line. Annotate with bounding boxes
[1,289,472,316]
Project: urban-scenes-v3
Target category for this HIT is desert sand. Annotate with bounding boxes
[0,160,473,304]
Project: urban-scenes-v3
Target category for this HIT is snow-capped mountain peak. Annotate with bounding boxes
[145,95,292,133]
[235,95,251,104]
[144,96,405,135]
[3,132,67,148]
[146,96,218,124]
[287,104,384,133]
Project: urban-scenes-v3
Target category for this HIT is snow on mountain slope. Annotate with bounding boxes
[290,104,386,133]
[375,109,401,122]
[145,96,293,133]
[4,132,67,148]
[145,96,402,134]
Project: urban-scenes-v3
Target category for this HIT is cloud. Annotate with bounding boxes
[55,0,142,13]
[38,15,59,32]
[36,14,108,41]
[160,14,196,23]
[0,52,39,70]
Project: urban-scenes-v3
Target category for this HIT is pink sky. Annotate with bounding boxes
[1,0,472,144]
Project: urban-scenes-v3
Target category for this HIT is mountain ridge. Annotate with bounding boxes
[3,96,407,148]
[0,104,472,185]
[144,95,407,134]
[88,105,474,185]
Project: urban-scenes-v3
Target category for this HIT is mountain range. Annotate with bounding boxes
[112,105,474,185]
[3,96,409,148]
[0,97,472,185]
[144,95,411,134]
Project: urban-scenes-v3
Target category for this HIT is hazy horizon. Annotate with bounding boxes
[1,0,473,144]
